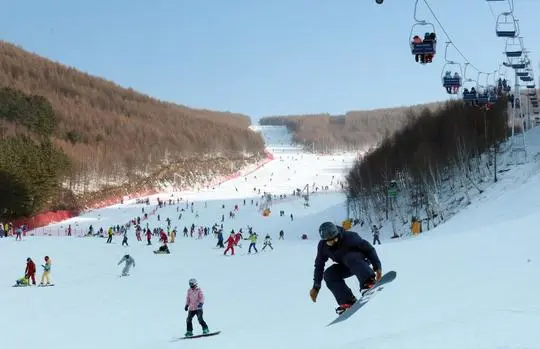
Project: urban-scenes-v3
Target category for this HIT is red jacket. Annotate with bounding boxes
[226,235,236,247]
[25,260,36,275]
[234,233,242,244]
[160,231,168,243]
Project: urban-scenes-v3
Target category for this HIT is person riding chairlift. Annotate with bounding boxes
[422,32,436,63]
[412,35,423,63]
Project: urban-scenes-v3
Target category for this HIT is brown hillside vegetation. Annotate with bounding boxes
[345,98,508,232]
[259,102,443,152]
[0,41,265,192]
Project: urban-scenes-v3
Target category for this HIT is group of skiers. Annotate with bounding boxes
[221,227,274,256]
[7,187,384,337]
[14,256,53,287]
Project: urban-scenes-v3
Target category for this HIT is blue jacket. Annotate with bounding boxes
[313,227,381,288]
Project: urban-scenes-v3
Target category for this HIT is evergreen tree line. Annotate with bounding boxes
[345,99,509,229]
[0,88,71,220]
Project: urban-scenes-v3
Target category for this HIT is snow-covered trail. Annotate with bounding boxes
[1,125,539,349]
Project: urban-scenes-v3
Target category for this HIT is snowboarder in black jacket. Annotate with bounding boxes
[310,221,382,314]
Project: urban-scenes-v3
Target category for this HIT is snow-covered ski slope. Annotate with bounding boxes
[2,125,540,349]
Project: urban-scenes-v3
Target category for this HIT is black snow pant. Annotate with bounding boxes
[186,309,208,332]
[323,253,375,305]
[106,235,112,243]
[248,243,258,253]
[216,240,224,248]
[373,236,381,245]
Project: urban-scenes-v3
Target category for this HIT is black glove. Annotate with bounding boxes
[184,305,188,311]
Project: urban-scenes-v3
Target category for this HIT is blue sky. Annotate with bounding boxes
[2,0,539,120]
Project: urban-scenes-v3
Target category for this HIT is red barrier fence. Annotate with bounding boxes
[12,151,275,231]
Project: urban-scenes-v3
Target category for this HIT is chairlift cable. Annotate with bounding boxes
[420,0,488,74]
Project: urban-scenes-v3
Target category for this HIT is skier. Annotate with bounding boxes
[117,254,135,276]
[154,243,170,254]
[371,225,381,245]
[14,276,30,287]
[146,229,152,245]
[40,256,52,286]
[184,278,209,337]
[25,257,36,285]
[216,229,224,248]
[122,232,129,247]
[234,230,243,248]
[106,227,113,243]
[247,232,258,254]
[309,222,382,315]
[262,234,273,251]
[223,231,236,256]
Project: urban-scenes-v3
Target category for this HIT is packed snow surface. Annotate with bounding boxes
[1,125,539,349]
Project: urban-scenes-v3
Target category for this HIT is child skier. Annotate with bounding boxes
[184,278,209,337]
[122,232,129,247]
[247,232,258,254]
[117,254,135,276]
[40,256,52,286]
[371,225,381,245]
[14,276,29,287]
[262,234,273,251]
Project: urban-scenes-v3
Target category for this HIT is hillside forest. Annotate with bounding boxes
[0,41,265,219]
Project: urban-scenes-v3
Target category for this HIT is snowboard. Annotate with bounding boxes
[37,284,55,287]
[326,270,397,326]
[171,331,221,341]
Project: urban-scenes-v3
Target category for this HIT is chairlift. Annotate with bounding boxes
[440,42,462,94]
[495,12,519,38]
[510,61,527,69]
[504,37,524,58]
[477,91,490,105]
[477,72,493,105]
[463,89,477,102]
[442,67,462,93]
[410,0,436,63]
[410,23,437,57]
[461,63,478,102]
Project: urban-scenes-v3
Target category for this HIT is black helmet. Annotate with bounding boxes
[319,222,340,240]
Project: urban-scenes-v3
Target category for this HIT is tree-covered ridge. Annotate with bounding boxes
[345,99,508,231]
[259,102,443,152]
[0,41,265,183]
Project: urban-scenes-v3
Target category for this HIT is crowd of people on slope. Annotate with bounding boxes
[5,168,367,338]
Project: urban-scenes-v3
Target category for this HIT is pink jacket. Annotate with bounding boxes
[185,287,205,311]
